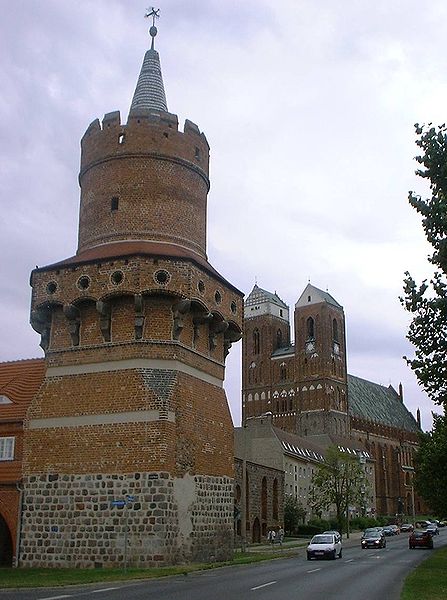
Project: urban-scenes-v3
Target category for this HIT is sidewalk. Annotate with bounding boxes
[238,530,364,555]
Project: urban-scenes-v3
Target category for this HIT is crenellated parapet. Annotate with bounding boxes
[80,110,209,177]
[78,110,210,257]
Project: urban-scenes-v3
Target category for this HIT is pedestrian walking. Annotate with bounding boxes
[267,529,276,545]
[278,527,284,546]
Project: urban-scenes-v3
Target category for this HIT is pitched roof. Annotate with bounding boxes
[245,284,288,309]
[348,374,420,433]
[273,427,326,462]
[0,358,45,421]
[295,283,342,309]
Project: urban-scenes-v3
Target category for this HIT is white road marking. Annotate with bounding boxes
[251,581,277,591]
[344,559,354,562]
[38,596,72,600]
[307,568,321,573]
[92,589,119,594]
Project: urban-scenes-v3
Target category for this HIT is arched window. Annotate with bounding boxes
[246,472,250,523]
[261,477,267,520]
[273,479,278,520]
[280,363,287,381]
[306,317,315,339]
[333,318,339,342]
[253,329,260,354]
[276,329,283,349]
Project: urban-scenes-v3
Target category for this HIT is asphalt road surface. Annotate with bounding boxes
[2,529,446,600]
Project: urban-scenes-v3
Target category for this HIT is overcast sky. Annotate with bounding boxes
[1,0,445,430]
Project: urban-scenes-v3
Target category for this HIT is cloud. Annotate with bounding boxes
[1,0,444,432]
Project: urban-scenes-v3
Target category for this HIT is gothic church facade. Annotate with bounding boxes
[242,284,423,518]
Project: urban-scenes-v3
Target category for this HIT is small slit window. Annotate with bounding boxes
[111,197,119,212]
[118,133,125,144]
[195,147,201,160]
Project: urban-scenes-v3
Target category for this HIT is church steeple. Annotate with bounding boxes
[129,8,168,115]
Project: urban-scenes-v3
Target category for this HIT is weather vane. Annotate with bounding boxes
[145,7,161,49]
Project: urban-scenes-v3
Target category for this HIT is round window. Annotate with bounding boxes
[46,281,58,295]
[231,301,237,314]
[197,280,205,294]
[111,270,124,285]
[214,290,222,304]
[154,269,171,285]
[77,276,90,290]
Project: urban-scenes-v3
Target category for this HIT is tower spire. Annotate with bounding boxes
[129,7,168,115]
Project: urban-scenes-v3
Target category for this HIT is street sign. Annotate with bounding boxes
[126,495,135,502]
[111,500,126,508]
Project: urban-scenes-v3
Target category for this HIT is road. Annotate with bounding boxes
[1,529,446,600]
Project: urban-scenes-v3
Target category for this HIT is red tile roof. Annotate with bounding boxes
[32,241,243,296]
[0,359,46,421]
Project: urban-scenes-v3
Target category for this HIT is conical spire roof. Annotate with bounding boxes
[129,12,168,115]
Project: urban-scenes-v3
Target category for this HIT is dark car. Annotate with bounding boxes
[400,523,414,532]
[409,530,433,549]
[382,526,395,536]
[361,530,386,549]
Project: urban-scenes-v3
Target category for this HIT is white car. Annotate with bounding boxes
[307,533,342,560]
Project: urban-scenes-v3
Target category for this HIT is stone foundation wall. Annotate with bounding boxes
[19,471,233,568]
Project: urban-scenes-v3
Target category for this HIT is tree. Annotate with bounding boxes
[284,495,306,534]
[401,123,447,409]
[414,413,447,517]
[309,446,370,535]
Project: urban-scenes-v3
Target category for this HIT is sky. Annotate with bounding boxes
[1,0,446,431]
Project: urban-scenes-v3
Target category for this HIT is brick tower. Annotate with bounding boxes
[241,283,348,437]
[294,284,349,437]
[21,17,242,567]
[242,285,292,426]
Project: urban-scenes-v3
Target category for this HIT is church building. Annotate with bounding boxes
[242,283,423,519]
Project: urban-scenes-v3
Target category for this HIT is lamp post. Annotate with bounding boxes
[402,465,416,528]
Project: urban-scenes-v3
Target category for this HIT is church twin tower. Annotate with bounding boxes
[22,21,242,567]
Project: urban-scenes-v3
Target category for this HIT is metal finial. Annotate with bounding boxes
[145,7,160,50]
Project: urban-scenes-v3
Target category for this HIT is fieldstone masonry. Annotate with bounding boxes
[21,29,242,567]
[20,471,233,567]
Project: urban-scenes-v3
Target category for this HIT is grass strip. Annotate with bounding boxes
[0,551,295,589]
[401,546,447,600]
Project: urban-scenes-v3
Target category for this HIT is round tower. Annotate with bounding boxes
[22,16,242,568]
[78,110,210,258]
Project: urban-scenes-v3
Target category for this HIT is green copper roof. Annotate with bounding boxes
[348,374,420,434]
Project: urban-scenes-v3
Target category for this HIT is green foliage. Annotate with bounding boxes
[402,123,447,408]
[309,446,370,533]
[349,516,382,531]
[414,413,447,516]
[284,495,307,534]
[296,524,324,536]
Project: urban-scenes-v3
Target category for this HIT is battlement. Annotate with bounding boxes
[80,110,209,178]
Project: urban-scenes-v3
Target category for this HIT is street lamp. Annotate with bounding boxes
[402,465,416,528]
